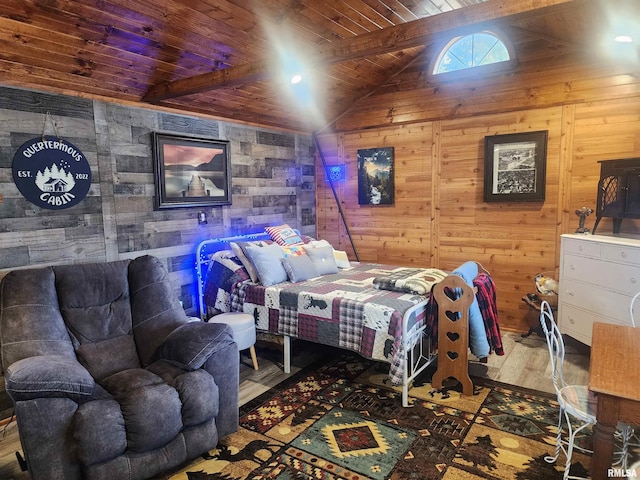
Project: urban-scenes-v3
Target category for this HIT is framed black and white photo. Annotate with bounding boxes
[152,132,231,209]
[357,147,394,205]
[483,131,548,202]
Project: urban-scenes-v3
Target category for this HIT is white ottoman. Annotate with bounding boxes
[208,312,258,370]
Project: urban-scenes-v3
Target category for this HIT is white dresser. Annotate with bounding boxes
[558,234,640,345]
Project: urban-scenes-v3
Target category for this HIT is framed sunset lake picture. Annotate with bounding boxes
[152,132,232,209]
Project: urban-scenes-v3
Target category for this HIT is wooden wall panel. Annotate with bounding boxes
[437,108,564,330]
[317,124,434,266]
[318,97,640,333]
[335,56,640,132]
[570,97,640,237]
[0,86,315,316]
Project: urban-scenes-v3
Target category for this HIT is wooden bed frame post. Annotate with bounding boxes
[431,275,474,395]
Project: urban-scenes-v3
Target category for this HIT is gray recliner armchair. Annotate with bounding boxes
[0,255,239,480]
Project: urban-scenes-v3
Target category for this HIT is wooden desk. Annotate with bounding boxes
[589,322,640,479]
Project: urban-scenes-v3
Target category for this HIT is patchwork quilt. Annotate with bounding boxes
[203,252,447,385]
[373,268,448,294]
[203,250,250,314]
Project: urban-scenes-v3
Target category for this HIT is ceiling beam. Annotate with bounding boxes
[143,0,580,103]
[143,60,270,103]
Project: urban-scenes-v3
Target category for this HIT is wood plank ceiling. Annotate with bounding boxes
[0,0,637,133]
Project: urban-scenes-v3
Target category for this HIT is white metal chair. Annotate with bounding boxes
[629,290,639,327]
[539,301,632,479]
[624,292,640,464]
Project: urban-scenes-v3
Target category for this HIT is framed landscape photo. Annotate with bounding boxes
[152,132,232,209]
[357,146,394,205]
[483,130,548,203]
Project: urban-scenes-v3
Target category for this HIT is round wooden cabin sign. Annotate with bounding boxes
[12,135,91,210]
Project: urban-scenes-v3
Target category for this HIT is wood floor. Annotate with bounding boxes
[0,331,590,480]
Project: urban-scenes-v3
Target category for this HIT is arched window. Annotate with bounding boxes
[433,31,513,75]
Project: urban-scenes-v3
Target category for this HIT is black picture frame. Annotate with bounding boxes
[152,132,232,209]
[483,131,548,203]
[357,147,395,205]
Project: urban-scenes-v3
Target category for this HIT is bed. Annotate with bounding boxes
[195,231,500,406]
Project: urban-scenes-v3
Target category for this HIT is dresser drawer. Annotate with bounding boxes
[561,236,601,258]
[558,303,628,346]
[561,253,598,281]
[601,244,640,266]
[559,235,640,345]
[562,254,640,296]
[560,278,634,324]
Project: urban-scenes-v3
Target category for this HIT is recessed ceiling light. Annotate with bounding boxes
[290,73,303,84]
[614,35,633,43]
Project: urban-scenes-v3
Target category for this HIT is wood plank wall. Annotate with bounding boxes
[0,86,316,316]
[316,96,640,333]
[317,124,434,265]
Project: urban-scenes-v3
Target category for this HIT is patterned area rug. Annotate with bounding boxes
[166,354,594,480]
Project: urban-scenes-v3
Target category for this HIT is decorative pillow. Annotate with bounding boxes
[309,239,332,249]
[230,241,270,283]
[265,224,304,246]
[281,255,319,283]
[300,234,316,244]
[305,245,339,275]
[333,250,351,269]
[242,242,288,286]
[307,240,350,268]
[281,245,306,257]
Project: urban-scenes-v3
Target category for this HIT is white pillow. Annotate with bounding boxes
[230,241,269,283]
[307,240,350,268]
[242,242,288,286]
[309,239,332,249]
[305,245,339,275]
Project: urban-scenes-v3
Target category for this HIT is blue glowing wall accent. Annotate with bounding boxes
[324,164,346,182]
